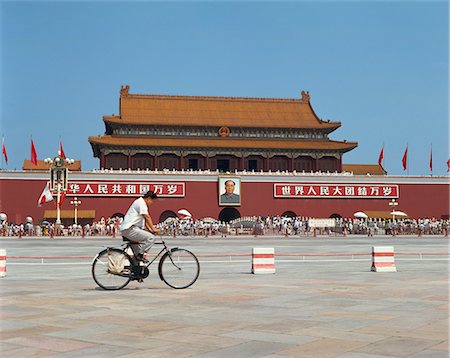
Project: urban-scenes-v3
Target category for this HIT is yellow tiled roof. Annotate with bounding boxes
[105,91,341,129]
[23,160,82,171]
[342,164,386,175]
[43,210,96,219]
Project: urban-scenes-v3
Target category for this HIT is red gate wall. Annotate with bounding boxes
[0,175,448,224]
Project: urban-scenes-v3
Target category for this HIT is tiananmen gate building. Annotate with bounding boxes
[88,86,358,173]
[0,86,448,225]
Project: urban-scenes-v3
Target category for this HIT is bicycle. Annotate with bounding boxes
[92,237,200,290]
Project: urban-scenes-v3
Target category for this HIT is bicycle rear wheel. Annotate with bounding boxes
[158,248,200,289]
[92,248,132,290]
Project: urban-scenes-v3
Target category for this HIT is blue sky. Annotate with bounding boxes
[1,0,448,175]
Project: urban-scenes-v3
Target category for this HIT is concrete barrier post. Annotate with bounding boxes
[252,248,275,274]
[0,249,6,278]
[371,246,396,272]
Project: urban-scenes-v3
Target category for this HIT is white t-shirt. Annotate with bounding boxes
[120,197,149,230]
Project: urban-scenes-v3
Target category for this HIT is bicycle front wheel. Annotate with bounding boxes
[158,249,200,289]
[92,248,132,290]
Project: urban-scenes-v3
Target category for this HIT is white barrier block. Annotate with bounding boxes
[0,249,6,278]
[252,247,275,274]
[371,246,396,272]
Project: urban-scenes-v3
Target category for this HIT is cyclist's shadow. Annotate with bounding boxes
[91,287,139,291]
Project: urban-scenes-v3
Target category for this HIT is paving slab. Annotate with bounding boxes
[195,341,293,358]
[276,337,370,358]
[354,337,444,357]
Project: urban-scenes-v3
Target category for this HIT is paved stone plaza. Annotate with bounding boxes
[0,236,448,357]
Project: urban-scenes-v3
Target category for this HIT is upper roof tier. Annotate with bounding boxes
[104,85,341,130]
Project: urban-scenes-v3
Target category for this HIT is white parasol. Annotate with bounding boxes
[391,211,408,217]
[354,211,368,218]
[200,217,218,224]
[177,209,192,218]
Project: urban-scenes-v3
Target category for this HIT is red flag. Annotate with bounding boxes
[38,184,54,207]
[447,158,450,172]
[58,191,66,208]
[402,146,408,171]
[31,139,38,165]
[2,137,8,164]
[58,140,66,159]
[378,146,384,169]
[429,148,433,172]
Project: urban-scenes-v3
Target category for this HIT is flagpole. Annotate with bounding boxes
[407,143,409,176]
[430,143,433,177]
[1,136,3,170]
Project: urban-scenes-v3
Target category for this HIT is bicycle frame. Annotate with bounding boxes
[123,240,179,270]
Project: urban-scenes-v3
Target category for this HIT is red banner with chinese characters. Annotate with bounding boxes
[52,181,185,197]
[274,183,398,199]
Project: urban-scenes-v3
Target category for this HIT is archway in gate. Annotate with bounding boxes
[281,210,297,218]
[218,208,241,223]
[329,213,342,219]
[159,210,177,223]
[110,212,125,219]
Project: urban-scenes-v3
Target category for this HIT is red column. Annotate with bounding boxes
[289,157,294,172]
[100,152,105,169]
[179,155,184,170]
[264,157,270,171]
[127,154,132,169]
[240,156,245,171]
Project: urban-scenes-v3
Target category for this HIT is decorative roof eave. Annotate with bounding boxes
[102,116,341,131]
[88,135,357,152]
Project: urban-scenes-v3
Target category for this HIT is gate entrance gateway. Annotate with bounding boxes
[219,208,241,223]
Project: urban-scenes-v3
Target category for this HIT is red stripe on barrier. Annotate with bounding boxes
[252,264,275,269]
[373,252,394,257]
[253,254,274,258]
[0,267,6,271]
[0,256,6,260]
[373,262,395,267]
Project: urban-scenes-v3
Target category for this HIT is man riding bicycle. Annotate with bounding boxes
[120,190,160,259]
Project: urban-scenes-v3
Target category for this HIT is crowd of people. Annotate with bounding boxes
[1,214,449,237]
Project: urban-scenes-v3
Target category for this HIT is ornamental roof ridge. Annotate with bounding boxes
[328,139,358,145]
[123,92,305,104]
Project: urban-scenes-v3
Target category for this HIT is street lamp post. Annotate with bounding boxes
[44,155,74,234]
[389,199,398,236]
[70,197,82,225]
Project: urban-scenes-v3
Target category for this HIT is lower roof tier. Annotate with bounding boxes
[89,135,357,156]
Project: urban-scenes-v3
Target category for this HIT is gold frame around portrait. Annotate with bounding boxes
[218,176,241,206]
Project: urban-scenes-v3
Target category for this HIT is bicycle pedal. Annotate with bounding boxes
[136,256,149,264]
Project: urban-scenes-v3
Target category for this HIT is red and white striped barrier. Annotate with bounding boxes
[371,246,396,272]
[0,249,6,277]
[252,248,275,274]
